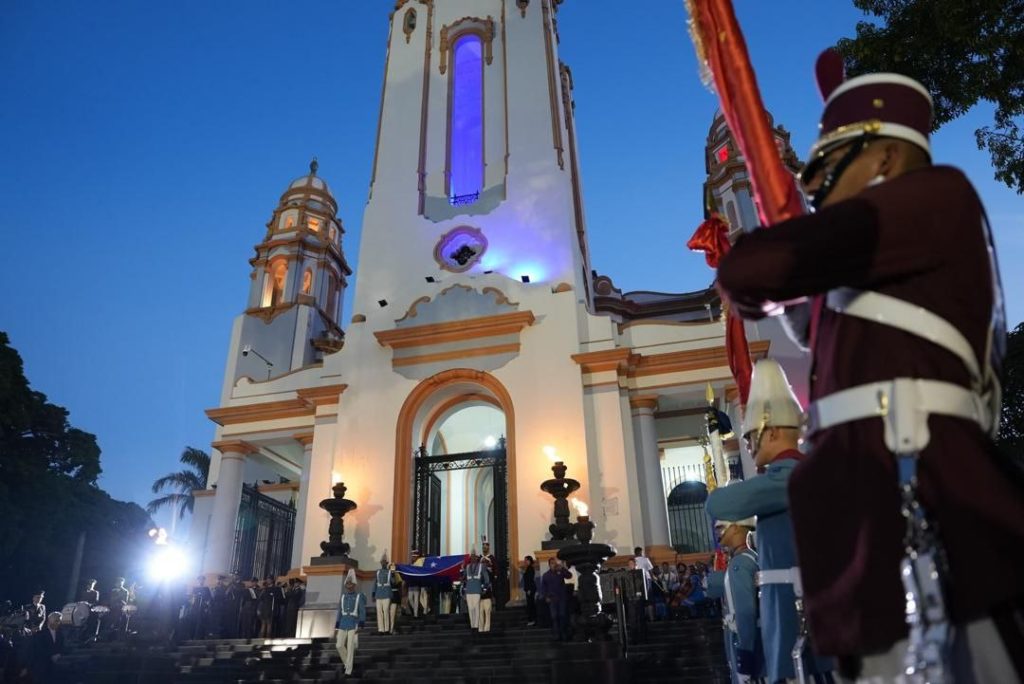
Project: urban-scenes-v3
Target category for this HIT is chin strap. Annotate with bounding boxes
[809,136,873,211]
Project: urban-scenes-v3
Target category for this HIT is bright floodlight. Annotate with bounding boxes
[483,435,498,448]
[148,545,189,583]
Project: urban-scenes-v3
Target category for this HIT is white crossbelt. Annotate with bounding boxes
[826,288,982,386]
[805,377,991,453]
[757,567,803,599]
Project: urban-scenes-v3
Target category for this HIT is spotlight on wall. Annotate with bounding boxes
[425,276,436,283]
[483,435,498,449]
[520,275,531,283]
[378,299,388,307]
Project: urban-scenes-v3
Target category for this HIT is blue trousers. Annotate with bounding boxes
[548,600,569,641]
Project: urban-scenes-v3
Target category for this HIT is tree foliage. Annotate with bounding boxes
[147,446,210,519]
[837,0,1024,193]
[999,323,1024,470]
[0,331,153,606]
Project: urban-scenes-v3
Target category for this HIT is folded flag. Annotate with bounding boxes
[396,554,468,584]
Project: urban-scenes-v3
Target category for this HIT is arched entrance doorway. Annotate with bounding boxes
[667,481,715,554]
[392,369,518,604]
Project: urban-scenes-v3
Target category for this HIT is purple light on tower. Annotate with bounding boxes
[449,34,484,205]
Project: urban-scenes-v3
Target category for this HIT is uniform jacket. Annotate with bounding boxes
[707,453,832,680]
[335,592,366,631]
[373,569,394,600]
[718,165,1024,656]
[463,564,490,595]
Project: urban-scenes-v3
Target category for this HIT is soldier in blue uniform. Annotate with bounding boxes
[334,572,366,677]
[715,517,765,684]
[373,554,395,634]
[462,553,490,632]
[707,360,833,683]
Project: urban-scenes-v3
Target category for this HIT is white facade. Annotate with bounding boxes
[192,1,807,609]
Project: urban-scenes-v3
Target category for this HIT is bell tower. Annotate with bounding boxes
[350,0,591,321]
[222,160,352,394]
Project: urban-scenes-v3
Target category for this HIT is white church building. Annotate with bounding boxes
[189,0,805,616]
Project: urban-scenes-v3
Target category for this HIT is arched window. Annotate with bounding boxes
[448,34,484,206]
[270,261,287,307]
[284,215,295,230]
[307,216,321,232]
[403,8,417,42]
[301,268,313,295]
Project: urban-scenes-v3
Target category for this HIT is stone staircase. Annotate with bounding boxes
[57,606,731,683]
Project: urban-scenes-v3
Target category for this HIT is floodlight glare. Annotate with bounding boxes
[148,545,190,583]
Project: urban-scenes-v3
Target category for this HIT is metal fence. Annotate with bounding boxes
[231,484,295,581]
[661,465,714,555]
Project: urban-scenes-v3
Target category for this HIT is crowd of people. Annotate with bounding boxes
[180,574,306,641]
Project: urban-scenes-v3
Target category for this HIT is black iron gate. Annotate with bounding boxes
[667,481,714,554]
[231,484,295,580]
[413,441,510,606]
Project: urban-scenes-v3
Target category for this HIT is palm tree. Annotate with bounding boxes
[147,447,210,519]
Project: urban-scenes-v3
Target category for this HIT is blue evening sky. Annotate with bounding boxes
[2,1,1020,529]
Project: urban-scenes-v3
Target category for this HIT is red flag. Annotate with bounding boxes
[686,215,754,404]
[684,0,808,405]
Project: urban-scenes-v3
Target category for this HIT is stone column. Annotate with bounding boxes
[290,432,315,570]
[205,440,255,574]
[630,396,670,547]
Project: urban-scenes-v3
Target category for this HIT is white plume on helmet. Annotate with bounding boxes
[740,359,803,438]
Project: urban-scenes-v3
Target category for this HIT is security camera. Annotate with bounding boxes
[242,344,251,356]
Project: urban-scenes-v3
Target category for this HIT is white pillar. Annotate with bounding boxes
[299,432,333,566]
[205,440,252,574]
[290,432,315,570]
[631,398,670,547]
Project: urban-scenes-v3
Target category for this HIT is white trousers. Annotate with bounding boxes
[334,628,358,675]
[479,598,492,632]
[466,593,481,629]
[389,600,398,632]
[408,587,428,616]
[375,598,391,633]
[839,617,1015,684]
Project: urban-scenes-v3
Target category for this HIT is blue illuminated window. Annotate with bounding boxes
[449,34,484,206]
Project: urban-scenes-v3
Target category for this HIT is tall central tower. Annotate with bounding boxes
[351,0,590,320]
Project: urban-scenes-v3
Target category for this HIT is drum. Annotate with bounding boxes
[61,602,91,627]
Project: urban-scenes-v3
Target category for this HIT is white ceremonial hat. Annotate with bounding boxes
[714,516,756,530]
[741,359,803,438]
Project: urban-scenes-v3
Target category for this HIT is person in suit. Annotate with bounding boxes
[257,578,276,638]
[334,575,366,677]
[238,578,259,639]
[188,575,212,639]
[30,612,64,683]
[284,578,305,638]
[522,556,537,626]
[540,558,572,642]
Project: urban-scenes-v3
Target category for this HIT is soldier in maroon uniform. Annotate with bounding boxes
[717,52,1024,682]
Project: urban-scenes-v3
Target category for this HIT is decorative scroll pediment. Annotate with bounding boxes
[439,16,495,74]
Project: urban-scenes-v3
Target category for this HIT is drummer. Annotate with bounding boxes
[79,580,101,642]
[79,580,99,605]
[26,592,46,633]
